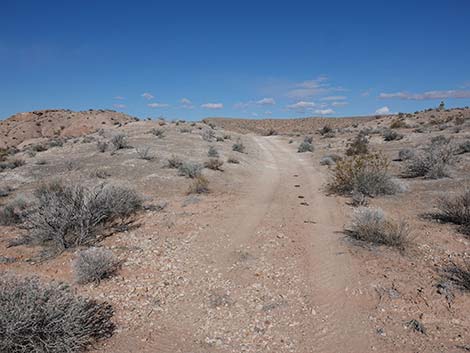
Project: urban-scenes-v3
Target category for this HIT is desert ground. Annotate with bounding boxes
[1,107,470,353]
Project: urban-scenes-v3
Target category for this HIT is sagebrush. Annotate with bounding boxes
[0,274,114,353]
[24,180,142,251]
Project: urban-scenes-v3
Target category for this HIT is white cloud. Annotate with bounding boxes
[147,102,169,108]
[286,101,316,112]
[142,92,154,100]
[180,97,194,109]
[113,96,125,100]
[320,96,347,101]
[375,106,390,115]
[315,109,334,115]
[256,97,276,105]
[379,90,470,100]
[332,101,349,107]
[201,103,223,109]
[251,112,258,117]
[113,103,126,109]
[286,76,342,98]
[264,110,272,115]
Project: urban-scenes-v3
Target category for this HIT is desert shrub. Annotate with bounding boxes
[347,207,410,249]
[0,158,25,171]
[0,186,13,197]
[455,140,470,155]
[390,119,407,129]
[404,137,455,179]
[328,153,404,197]
[216,136,224,142]
[398,148,415,161]
[204,158,224,171]
[434,189,470,233]
[111,133,129,149]
[223,134,231,140]
[319,125,333,136]
[167,155,183,169]
[265,128,277,136]
[443,260,470,291]
[0,274,114,353]
[187,175,209,194]
[382,129,403,141]
[25,181,142,250]
[150,128,165,138]
[232,140,245,153]
[303,136,313,144]
[320,155,340,166]
[81,136,95,144]
[90,169,111,179]
[202,129,215,142]
[47,138,63,148]
[298,141,314,153]
[30,144,48,152]
[73,247,119,284]
[136,147,155,161]
[346,133,369,156]
[227,157,240,164]
[97,141,108,153]
[0,148,8,161]
[0,198,28,225]
[178,162,202,178]
[207,146,219,157]
[179,127,192,133]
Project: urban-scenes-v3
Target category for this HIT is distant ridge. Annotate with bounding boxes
[0,109,138,148]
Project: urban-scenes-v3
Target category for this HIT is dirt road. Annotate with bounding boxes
[100,135,383,353]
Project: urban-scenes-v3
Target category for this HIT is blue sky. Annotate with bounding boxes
[1,0,470,121]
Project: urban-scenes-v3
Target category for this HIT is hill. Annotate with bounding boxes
[0,109,138,149]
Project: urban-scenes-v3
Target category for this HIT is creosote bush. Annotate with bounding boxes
[0,197,28,226]
[443,260,470,291]
[382,129,403,141]
[136,146,155,160]
[298,141,314,153]
[187,175,210,194]
[232,140,245,153]
[207,146,219,157]
[178,162,202,178]
[404,136,455,179]
[398,148,415,161]
[0,274,114,353]
[434,189,470,234]
[97,141,108,153]
[328,152,404,197]
[348,207,410,249]
[204,158,224,171]
[346,132,369,156]
[227,156,240,164]
[25,181,142,251]
[150,128,165,138]
[167,155,183,169]
[111,133,129,149]
[73,247,119,284]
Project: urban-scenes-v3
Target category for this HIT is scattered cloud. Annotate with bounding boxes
[201,103,223,109]
[234,97,276,110]
[113,103,126,109]
[286,77,329,98]
[180,97,194,109]
[264,110,272,115]
[375,106,390,115]
[332,101,349,107]
[142,92,154,100]
[113,96,125,100]
[379,90,470,100]
[286,101,316,112]
[256,97,276,105]
[320,96,347,101]
[315,109,335,115]
[147,102,169,108]
[251,112,259,117]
